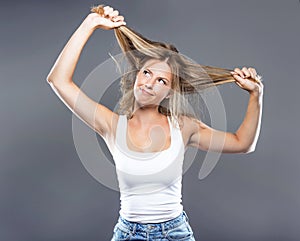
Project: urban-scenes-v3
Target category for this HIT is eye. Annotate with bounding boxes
[158,78,167,85]
[143,69,150,77]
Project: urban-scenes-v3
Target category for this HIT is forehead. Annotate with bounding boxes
[142,59,172,79]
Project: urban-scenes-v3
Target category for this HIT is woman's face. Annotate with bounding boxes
[133,59,173,108]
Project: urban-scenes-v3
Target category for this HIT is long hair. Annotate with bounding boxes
[91,5,256,125]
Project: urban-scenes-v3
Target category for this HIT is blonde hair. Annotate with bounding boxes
[91,5,258,125]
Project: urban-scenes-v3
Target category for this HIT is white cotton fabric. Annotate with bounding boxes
[110,115,185,223]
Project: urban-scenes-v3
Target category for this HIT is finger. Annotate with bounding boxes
[232,73,247,86]
[250,68,261,83]
[112,21,126,28]
[103,6,111,13]
[248,68,256,80]
[112,15,124,22]
[233,68,245,78]
[103,6,112,11]
[242,67,251,79]
[110,10,119,18]
[104,6,114,16]
[248,68,262,83]
[249,67,257,76]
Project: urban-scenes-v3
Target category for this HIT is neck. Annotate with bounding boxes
[131,104,163,124]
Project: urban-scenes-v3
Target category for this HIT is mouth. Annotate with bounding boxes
[140,87,154,96]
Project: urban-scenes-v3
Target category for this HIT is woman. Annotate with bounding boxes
[46,5,263,241]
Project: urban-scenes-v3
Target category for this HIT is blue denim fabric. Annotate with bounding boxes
[111,211,195,241]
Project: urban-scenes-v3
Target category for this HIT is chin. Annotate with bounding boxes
[134,100,159,109]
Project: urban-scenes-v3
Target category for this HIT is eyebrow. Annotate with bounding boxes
[145,68,170,83]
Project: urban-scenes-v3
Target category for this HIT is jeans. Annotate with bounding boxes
[111,210,196,241]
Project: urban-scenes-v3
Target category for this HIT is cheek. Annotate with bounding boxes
[153,85,170,97]
[135,73,145,85]
[133,80,138,89]
[133,77,141,90]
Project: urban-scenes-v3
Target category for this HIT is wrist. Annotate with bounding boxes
[81,14,98,33]
[249,84,264,98]
[249,89,263,101]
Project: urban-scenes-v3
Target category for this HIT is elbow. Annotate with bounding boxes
[46,69,60,84]
[243,148,255,154]
[46,73,72,85]
[234,134,257,154]
[241,144,256,154]
[46,73,54,84]
[46,77,52,84]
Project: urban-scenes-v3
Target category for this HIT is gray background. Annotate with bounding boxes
[1,0,300,240]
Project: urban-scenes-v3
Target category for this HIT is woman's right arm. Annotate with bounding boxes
[46,6,126,138]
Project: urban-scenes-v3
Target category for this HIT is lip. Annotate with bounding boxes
[140,88,154,96]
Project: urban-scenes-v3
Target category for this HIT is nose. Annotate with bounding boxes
[144,75,157,89]
[145,83,153,89]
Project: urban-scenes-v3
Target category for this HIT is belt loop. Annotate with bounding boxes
[132,223,136,235]
[161,223,166,236]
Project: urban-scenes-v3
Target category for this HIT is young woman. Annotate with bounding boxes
[46,5,263,241]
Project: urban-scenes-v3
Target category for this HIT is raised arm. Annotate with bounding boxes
[188,67,264,153]
[46,6,126,138]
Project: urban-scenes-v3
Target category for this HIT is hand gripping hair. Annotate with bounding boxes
[91,5,262,121]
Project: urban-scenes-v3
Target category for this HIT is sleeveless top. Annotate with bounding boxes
[110,115,185,223]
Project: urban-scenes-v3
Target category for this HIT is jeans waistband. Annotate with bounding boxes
[118,211,189,233]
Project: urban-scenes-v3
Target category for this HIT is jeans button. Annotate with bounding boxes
[147,224,154,229]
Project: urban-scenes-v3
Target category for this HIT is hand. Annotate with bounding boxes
[85,5,126,31]
[231,67,263,96]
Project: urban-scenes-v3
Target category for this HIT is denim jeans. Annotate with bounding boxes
[111,210,196,241]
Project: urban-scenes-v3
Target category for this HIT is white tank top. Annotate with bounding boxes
[111,115,185,223]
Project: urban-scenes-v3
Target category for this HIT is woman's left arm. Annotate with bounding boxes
[232,66,263,152]
[188,67,264,153]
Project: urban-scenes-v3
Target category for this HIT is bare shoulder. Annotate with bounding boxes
[180,115,201,129]
[179,115,202,146]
